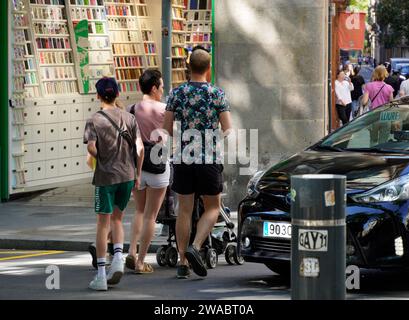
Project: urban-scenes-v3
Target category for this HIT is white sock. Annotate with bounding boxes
[97,258,106,278]
[113,243,123,260]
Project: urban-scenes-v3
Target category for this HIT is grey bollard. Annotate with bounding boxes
[291,174,346,300]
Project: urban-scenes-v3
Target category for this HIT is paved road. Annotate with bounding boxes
[1,250,409,300]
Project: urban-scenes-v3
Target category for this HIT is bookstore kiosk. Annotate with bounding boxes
[6,0,213,198]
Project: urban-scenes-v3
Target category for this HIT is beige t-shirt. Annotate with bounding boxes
[127,100,166,143]
[83,108,139,187]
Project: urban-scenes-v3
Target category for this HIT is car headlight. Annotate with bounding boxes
[352,175,409,203]
[246,171,265,198]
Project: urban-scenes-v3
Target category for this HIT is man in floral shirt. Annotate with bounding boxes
[163,47,232,279]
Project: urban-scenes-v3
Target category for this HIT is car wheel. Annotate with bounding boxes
[165,246,178,268]
[265,263,290,278]
[156,246,168,267]
[206,249,218,269]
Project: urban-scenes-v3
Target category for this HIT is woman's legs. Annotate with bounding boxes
[135,186,167,270]
[336,104,349,125]
[345,103,352,123]
[128,189,146,258]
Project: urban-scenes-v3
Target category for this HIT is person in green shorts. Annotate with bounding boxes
[84,77,144,291]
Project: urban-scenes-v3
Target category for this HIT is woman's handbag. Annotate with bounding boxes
[142,141,166,174]
[128,103,167,174]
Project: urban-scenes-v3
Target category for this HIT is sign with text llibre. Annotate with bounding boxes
[74,20,90,94]
[338,12,366,51]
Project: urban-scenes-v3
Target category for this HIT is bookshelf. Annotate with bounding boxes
[184,0,212,52]
[10,0,33,189]
[66,0,115,94]
[105,0,145,92]
[136,1,159,71]
[171,0,187,88]
[28,0,79,96]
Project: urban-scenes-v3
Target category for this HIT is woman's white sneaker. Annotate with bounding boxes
[89,275,108,291]
[107,258,124,285]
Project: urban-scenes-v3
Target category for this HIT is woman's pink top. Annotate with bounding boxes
[365,81,394,110]
[128,100,166,143]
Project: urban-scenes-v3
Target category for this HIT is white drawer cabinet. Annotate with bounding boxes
[30,125,46,144]
[58,123,71,141]
[71,139,85,157]
[58,158,72,176]
[24,106,45,125]
[58,105,71,123]
[71,105,83,121]
[71,157,84,175]
[71,121,84,139]
[44,106,59,123]
[58,141,71,158]
[45,142,59,160]
[45,124,59,142]
[31,161,46,181]
[27,143,46,162]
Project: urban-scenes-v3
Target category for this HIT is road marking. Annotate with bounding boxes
[0,251,44,254]
[0,251,65,261]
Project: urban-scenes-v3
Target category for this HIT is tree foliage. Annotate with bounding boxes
[376,0,409,48]
[349,0,370,12]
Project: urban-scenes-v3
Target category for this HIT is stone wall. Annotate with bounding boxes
[214,0,329,208]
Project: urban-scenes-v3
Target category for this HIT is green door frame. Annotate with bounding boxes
[1,0,9,201]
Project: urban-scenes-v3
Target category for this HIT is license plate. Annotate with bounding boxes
[263,222,292,239]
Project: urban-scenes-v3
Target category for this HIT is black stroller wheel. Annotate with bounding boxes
[233,248,245,266]
[225,244,236,265]
[156,246,168,266]
[165,246,178,268]
[206,249,218,269]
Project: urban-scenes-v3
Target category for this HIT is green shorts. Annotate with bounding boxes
[95,181,135,214]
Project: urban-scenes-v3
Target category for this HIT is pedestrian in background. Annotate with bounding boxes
[335,70,354,126]
[350,66,365,119]
[84,78,144,291]
[400,77,409,97]
[125,69,170,274]
[163,47,232,279]
[362,65,394,110]
[385,64,402,98]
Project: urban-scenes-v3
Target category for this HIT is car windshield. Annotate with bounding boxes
[400,66,409,74]
[317,104,409,153]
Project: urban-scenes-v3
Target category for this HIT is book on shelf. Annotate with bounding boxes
[29,0,79,95]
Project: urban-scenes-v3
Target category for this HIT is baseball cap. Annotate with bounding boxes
[95,77,119,101]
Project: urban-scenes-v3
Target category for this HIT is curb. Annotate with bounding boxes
[0,239,166,254]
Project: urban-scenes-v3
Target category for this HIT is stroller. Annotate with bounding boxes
[155,187,244,269]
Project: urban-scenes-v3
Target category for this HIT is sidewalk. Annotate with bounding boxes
[0,184,237,253]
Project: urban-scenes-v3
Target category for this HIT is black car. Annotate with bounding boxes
[238,97,409,276]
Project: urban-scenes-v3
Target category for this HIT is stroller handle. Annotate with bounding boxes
[219,205,235,229]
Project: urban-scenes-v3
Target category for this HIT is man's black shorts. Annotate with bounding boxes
[171,163,224,196]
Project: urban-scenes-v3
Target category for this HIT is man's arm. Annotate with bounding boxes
[87,140,97,158]
[163,111,175,137]
[219,111,232,137]
[362,91,369,106]
[400,82,407,97]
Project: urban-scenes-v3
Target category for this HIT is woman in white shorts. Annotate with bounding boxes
[126,70,170,274]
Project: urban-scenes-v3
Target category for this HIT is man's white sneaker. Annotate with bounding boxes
[107,258,124,285]
[89,275,108,291]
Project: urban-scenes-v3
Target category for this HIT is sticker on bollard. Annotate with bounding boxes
[300,258,320,277]
[298,229,328,252]
[324,190,335,207]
